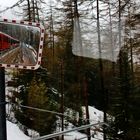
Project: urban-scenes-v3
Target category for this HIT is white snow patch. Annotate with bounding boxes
[7,121,30,140]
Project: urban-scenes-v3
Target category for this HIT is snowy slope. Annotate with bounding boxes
[5,70,104,140]
[64,106,104,140]
[7,106,103,140]
[7,121,30,140]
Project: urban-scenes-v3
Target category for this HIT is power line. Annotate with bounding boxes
[19,103,70,117]
[9,102,100,123]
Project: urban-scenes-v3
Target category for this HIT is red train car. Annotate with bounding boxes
[0,31,19,51]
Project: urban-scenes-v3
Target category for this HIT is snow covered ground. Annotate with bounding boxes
[5,69,104,140]
[7,121,30,140]
[7,106,103,140]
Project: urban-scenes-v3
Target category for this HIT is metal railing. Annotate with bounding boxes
[30,122,107,140]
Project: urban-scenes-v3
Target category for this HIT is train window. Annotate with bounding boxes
[0,19,44,70]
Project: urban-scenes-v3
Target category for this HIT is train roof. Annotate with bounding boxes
[0,31,19,42]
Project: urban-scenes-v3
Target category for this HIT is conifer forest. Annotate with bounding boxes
[0,0,140,140]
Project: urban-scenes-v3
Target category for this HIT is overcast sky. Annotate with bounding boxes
[0,0,18,7]
[0,0,49,19]
[0,0,20,19]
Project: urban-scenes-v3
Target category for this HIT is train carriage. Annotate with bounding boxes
[0,31,19,51]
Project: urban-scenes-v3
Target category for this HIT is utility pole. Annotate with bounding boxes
[0,67,7,140]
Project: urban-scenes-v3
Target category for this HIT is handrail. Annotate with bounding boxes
[30,122,107,140]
